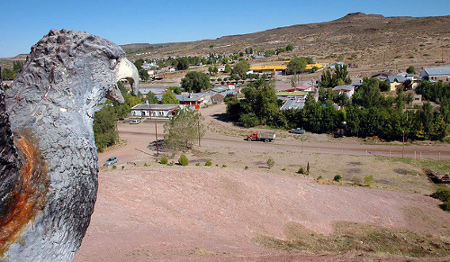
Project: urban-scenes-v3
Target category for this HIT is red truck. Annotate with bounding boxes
[246,131,276,142]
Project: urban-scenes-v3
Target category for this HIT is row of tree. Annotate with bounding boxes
[225,78,449,141]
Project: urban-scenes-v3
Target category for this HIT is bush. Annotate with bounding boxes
[244,166,249,170]
[112,165,117,169]
[282,168,287,171]
[364,175,374,186]
[334,175,343,182]
[431,187,450,202]
[178,155,189,166]
[195,163,200,166]
[160,156,169,164]
[222,164,227,168]
[267,157,275,169]
[307,161,310,174]
[431,187,450,212]
[205,160,212,166]
[298,167,305,174]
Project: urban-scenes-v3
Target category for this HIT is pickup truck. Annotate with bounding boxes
[289,128,305,134]
[246,131,276,142]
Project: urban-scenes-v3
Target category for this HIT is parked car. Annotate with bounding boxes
[289,128,305,134]
[129,119,140,125]
[104,157,118,166]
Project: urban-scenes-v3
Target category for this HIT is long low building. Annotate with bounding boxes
[130,104,179,118]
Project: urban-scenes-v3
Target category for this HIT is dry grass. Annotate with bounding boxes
[254,222,450,258]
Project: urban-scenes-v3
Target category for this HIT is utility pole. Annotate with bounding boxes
[155,119,159,156]
[402,130,405,159]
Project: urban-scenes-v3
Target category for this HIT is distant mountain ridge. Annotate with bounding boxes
[122,12,450,68]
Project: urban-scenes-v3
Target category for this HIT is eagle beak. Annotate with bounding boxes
[107,57,139,103]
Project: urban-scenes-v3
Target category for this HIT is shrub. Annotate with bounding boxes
[282,168,287,171]
[244,166,249,170]
[121,166,125,170]
[160,156,169,164]
[298,167,305,174]
[267,157,275,169]
[431,187,450,212]
[195,163,200,166]
[222,164,227,168]
[364,175,374,186]
[307,161,310,174]
[144,163,147,167]
[168,161,174,166]
[205,160,212,166]
[112,165,117,169]
[334,175,343,182]
[178,155,189,166]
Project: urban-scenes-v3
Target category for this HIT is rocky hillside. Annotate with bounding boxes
[124,12,450,69]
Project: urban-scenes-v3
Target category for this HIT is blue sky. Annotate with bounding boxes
[0,0,449,58]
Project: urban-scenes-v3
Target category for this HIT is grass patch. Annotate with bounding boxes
[377,157,450,173]
[254,222,450,258]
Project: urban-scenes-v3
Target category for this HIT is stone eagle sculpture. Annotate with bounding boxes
[0,29,139,261]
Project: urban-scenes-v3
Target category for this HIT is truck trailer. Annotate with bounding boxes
[246,131,276,142]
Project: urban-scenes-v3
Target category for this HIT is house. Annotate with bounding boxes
[332,85,355,98]
[420,67,450,82]
[329,62,345,69]
[130,104,179,118]
[387,74,421,91]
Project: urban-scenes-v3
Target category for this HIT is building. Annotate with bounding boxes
[420,67,450,82]
[332,85,355,98]
[387,74,421,91]
[329,62,346,69]
[130,104,179,118]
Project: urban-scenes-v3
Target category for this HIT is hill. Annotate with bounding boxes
[124,12,450,70]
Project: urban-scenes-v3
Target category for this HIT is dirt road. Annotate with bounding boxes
[98,104,449,167]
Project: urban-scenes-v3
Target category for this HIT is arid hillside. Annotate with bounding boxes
[123,12,450,70]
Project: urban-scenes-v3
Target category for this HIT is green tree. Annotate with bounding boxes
[181,71,212,93]
[139,68,149,81]
[287,57,308,75]
[164,108,206,153]
[176,57,189,70]
[161,91,180,104]
[224,64,232,73]
[133,59,144,71]
[406,66,416,74]
[232,61,250,79]
[168,86,182,94]
[93,106,118,150]
[146,92,159,104]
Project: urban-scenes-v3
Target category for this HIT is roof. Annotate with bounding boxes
[332,85,354,92]
[422,67,450,76]
[250,65,287,71]
[131,104,179,111]
[387,75,407,83]
[305,64,325,70]
[280,99,305,110]
[276,91,308,97]
[212,87,228,93]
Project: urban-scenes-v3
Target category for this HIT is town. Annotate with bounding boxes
[0,8,449,262]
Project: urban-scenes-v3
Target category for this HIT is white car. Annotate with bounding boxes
[129,119,140,125]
